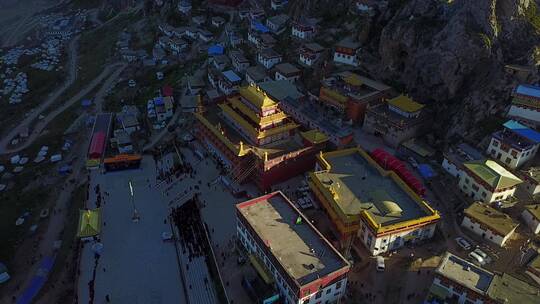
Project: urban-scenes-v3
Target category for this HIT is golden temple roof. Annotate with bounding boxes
[240,85,277,109]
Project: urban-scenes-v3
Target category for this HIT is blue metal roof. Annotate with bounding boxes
[222,70,241,82]
[251,21,269,33]
[418,164,436,179]
[516,84,540,98]
[154,97,164,105]
[504,120,540,143]
[208,44,224,56]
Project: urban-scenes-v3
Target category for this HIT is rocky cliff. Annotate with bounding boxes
[292,0,540,143]
[373,0,540,142]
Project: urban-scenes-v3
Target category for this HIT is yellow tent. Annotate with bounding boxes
[77,208,101,238]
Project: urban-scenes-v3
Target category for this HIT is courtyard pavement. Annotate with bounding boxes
[77,156,186,304]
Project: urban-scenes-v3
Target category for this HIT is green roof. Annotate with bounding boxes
[524,204,540,220]
[464,202,518,236]
[77,209,101,238]
[463,160,522,190]
[487,273,540,303]
[300,130,328,144]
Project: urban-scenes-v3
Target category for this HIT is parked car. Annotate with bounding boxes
[468,251,485,265]
[408,157,419,168]
[473,248,491,264]
[376,256,385,272]
[455,237,472,250]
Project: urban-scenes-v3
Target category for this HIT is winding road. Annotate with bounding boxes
[0,35,79,154]
[0,63,125,154]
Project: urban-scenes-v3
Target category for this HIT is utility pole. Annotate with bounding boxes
[129,180,140,222]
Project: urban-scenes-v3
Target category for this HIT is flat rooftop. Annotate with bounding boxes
[237,192,349,286]
[487,273,540,303]
[281,96,352,138]
[313,149,434,227]
[367,102,424,128]
[436,252,494,294]
[464,202,518,236]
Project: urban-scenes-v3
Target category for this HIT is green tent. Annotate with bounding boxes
[77,208,101,238]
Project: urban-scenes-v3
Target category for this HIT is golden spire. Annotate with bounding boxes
[239,141,244,155]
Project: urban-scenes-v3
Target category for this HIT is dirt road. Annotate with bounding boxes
[0,63,126,155]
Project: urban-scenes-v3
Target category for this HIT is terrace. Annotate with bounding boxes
[313,151,433,228]
[492,121,540,151]
[436,253,494,294]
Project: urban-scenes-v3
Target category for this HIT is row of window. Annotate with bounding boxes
[237,225,298,303]
[334,53,354,60]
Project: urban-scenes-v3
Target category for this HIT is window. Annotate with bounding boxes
[481,191,487,198]
[315,291,322,299]
[336,281,342,290]
[465,178,470,184]
[505,157,511,164]
[326,289,331,294]
[492,140,499,147]
[511,150,518,158]
[491,149,496,155]
[472,184,479,191]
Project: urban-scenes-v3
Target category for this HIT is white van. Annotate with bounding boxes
[376,256,385,272]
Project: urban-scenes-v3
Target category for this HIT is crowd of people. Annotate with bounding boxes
[153,145,197,183]
[171,194,211,261]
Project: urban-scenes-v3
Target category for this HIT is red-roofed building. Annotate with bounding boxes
[162,85,173,97]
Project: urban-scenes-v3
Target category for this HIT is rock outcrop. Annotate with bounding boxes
[372,0,540,140]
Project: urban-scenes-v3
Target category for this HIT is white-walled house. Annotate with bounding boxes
[230,51,250,72]
[442,143,484,178]
[507,84,540,128]
[257,48,282,69]
[486,120,540,169]
[462,202,518,247]
[522,204,540,234]
[458,160,522,203]
[299,42,324,67]
[291,18,317,40]
[274,63,300,82]
[236,192,350,304]
[519,167,540,195]
[333,38,361,67]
